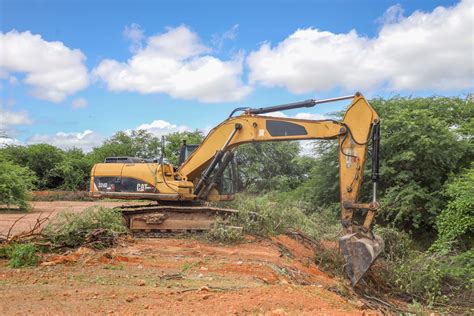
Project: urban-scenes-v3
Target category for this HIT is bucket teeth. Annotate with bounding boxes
[339,233,383,285]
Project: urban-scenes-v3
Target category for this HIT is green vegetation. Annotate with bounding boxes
[103,263,125,270]
[89,130,161,163]
[430,164,474,254]
[51,148,93,191]
[373,97,472,235]
[235,142,312,192]
[1,144,65,189]
[389,250,473,307]
[163,130,204,165]
[180,261,200,273]
[43,206,128,249]
[225,193,325,238]
[0,159,36,209]
[1,243,40,268]
[206,221,244,243]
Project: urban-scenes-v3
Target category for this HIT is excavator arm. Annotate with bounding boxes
[178,92,382,284]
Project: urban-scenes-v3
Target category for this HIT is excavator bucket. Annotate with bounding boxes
[339,233,384,285]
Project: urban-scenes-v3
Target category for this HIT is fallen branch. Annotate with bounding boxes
[3,213,29,242]
[0,212,52,245]
[363,294,393,308]
[285,229,319,249]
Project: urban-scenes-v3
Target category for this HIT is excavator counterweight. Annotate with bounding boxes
[90,92,383,285]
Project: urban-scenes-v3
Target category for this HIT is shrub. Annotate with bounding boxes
[430,165,474,254]
[8,243,40,268]
[391,252,445,305]
[374,225,412,262]
[43,206,128,249]
[206,221,244,244]
[390,250,474,307]
[314,245,346,278]
[0,159,36,210]
[217,193,342,244]
[226,193,320,238]
[51,151,93,191]
[307,204,341,241]
[24,144,65,189]
[0,244,14,258]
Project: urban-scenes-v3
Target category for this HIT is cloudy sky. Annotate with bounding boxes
[1,0,473,151]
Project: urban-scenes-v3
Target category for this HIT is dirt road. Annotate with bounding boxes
[0,201,381,315]
[0,201,141,236]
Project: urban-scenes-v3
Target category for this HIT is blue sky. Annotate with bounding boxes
[0,0,472,151]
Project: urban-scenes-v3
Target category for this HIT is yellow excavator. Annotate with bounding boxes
[90,92,383,285]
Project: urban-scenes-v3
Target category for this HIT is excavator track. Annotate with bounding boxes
[114,204,239,236]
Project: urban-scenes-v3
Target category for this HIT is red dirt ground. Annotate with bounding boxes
[0,201,142,236]
[0,201,382,315]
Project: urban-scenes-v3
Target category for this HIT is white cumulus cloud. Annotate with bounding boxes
[27,130,104,152]
[0,107,32,129]
[93,25,251,102]
[248,0,474,94]
[134,119,191,137]
[293,112,327,120]
[0,108,31,147]
[0,30,89,102]
[0,137,22,147]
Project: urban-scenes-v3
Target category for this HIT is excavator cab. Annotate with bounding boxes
[178,142,200,166]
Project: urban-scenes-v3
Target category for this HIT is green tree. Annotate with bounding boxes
[296,140,340,205]
[25,144,65,189]
[0,159,36,210]
[374,96,472,232]
[1,144,66,189]
[0,145,29,166]
[163,130,204,165]
[430,164,474,253]
[235,141,307,192]
[52,149,94,191]
[89,130,161,163]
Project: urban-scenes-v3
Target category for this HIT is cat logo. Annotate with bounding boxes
[136,183,151,192]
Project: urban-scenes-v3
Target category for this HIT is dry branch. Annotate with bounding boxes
[0,212,52,245]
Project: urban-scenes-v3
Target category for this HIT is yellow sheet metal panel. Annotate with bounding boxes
[92,163,124,177]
